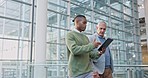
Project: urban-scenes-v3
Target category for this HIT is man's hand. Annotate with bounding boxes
[93,39,101,48]
[101,48,106,53]
[98,48,106,55]
[98,48,106,56]
[92,71,100,78]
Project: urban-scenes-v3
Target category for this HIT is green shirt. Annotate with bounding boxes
[66,31,99,77]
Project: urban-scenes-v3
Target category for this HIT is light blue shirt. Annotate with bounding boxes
[98,35,111,67]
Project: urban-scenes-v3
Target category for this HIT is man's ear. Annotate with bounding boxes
[96,26,98,29]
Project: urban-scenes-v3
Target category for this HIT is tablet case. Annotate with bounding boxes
[98,38,113,51]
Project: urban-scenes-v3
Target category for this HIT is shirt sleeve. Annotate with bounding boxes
[66,32,95,55]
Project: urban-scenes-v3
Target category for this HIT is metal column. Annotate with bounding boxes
[144,0,148,51]
[34,0,48,78]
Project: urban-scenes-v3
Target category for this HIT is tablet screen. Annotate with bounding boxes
[98,38,113,51]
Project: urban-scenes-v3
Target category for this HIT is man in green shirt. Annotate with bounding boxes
[66,15,102,78]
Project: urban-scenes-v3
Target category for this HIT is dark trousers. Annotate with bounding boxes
[100,68,112,78]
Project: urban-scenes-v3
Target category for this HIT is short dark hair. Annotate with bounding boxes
[72,15,86,22]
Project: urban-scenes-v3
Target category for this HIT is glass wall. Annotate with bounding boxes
[0,0,143,78]
[0,0,32,78]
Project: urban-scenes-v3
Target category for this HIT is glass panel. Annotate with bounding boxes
[71,0,91,9]
[124,15,132,23]
[123,0,132,8]
[111,28,119,39]
[46,44,67,61]
[110,1,122,11]
[113,72,127,78]
[0,39,31,60]
[125,32,133,42]
[47,43,57,60]
[94,13,108,22]
[94,0,109,14]
[124,15,133,33]
[133,2,138,11]
[48,13,68,28]
[111,9,122,20]
[2,19,30,39]
[85,21,93,33]
[111,19,123,30]
[0,18,3,36]
[0,39,2,59]
[70,2,92,18]
[3,1,31,21]
[48,0,67,14]
[20,41,30,60]
[48,2,68,28]
[47,64,67,78]
[136,26,140,36]
[134,11,138,18]
[4,19,19,38]
[2,40,18,59]
[123,6,132,16]
[47,27,67,44]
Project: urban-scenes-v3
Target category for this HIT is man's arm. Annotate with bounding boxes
[88,34,104,59]
[66,33,95,55]
[89,50,104,59]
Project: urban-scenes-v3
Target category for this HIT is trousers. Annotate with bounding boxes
[100,68,112,78]
[70,72,94,78]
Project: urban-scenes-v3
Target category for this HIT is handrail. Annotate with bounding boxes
[114,64,148,67]
[2,63,148,68]
[26,64,68,66]
[26,64,148,67]
[2,63,148,78]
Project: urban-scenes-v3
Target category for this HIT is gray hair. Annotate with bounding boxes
[97,21,106,27]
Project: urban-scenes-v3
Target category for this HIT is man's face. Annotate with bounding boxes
[97,22,106,37]
[77,18,87,32]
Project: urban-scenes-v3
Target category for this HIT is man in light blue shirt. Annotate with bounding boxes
[89,21,113,78]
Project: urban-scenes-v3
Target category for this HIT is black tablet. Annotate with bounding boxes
[98,38,113,51]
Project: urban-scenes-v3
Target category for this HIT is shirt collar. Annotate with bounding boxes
[73,28,81,33]
[95,33,105,39]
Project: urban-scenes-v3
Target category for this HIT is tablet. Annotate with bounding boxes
[98,38,113,51]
